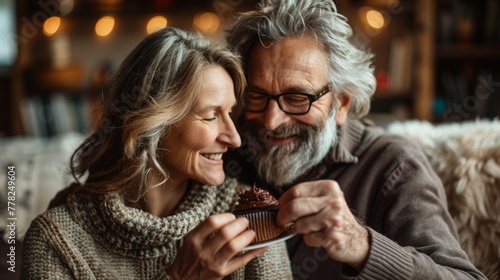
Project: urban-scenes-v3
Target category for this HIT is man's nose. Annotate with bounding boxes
[262,100,289,130]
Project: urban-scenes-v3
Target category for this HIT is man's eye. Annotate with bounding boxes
[247,93,266,103]
[248,93,265,98]
[283,94,309,105]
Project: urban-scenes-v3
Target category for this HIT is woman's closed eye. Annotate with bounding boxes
[202,116,217,121]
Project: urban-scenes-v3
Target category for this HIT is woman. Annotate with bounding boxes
[22,27,292,279]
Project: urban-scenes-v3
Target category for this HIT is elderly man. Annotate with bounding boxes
[225,0,486,279]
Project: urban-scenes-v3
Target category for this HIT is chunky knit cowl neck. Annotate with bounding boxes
[67,180,237,259]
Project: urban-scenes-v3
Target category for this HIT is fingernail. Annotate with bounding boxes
[237,217,249,224]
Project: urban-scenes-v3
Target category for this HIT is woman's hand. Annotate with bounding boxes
[167,213,267,280]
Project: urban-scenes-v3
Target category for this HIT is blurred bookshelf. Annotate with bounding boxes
[337,0,435,124]
[2,0,259,137]
[434,0,500,122]
[2,0,500,137]
[340,0,500,125]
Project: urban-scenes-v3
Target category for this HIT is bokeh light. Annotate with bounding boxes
[366,10,385,29]
[95,16,115,37]
[193,12,220,34]
[59,0,75,16]
[147,16,168,34]
[43,17,61,36]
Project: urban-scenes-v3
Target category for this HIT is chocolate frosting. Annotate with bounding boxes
[233,184,279,211]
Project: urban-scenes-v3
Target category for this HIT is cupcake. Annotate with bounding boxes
[232,184,290,243]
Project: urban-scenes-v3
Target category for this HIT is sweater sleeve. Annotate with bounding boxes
[22,216,76,279]
[341,151,486,280]
[239,242,293,280]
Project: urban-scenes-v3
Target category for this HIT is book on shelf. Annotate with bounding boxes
[483,0,499,43]
[438,69,500,121]
[440,71,466,106]
[437,0,500,44]
[20,95,43,137]
[483,71,500,119]
[388,34,413,94]
[20,94,92,137]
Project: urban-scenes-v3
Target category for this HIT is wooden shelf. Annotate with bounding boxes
[437,45,500,60]
[25,64,84,93]
[374,89,412,99]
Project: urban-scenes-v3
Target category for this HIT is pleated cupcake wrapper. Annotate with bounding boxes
[235,210,286,243]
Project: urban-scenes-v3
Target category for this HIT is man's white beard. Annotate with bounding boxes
[241,110,338,194]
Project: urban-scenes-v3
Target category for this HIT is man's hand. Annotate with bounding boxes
[277,180,370,271]
[168,213,267,280]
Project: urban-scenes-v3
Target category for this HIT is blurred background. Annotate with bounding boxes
[0,0,499,137]
[0,1,500,279]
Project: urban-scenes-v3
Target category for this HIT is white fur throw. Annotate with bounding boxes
[387,119,500,280]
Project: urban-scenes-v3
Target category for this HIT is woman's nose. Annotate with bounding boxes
[220,117,241,148]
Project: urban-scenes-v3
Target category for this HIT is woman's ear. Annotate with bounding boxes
[335,94,352,125]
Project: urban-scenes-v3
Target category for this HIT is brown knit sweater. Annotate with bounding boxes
[21,178,292,279]
[229,119,486,279]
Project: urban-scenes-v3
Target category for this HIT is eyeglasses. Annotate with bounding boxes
[245,83,332,115]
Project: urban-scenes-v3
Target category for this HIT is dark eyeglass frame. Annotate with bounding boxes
[245,83,332,115]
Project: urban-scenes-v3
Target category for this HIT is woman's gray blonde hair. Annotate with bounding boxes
[226,0,375,119]
[71,27,245,200]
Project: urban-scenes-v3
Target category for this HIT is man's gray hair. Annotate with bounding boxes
[227,0,376,119]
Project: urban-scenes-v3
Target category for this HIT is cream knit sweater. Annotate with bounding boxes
[22,178,292,279]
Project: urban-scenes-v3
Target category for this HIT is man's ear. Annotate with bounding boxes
[335,94,352,125]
